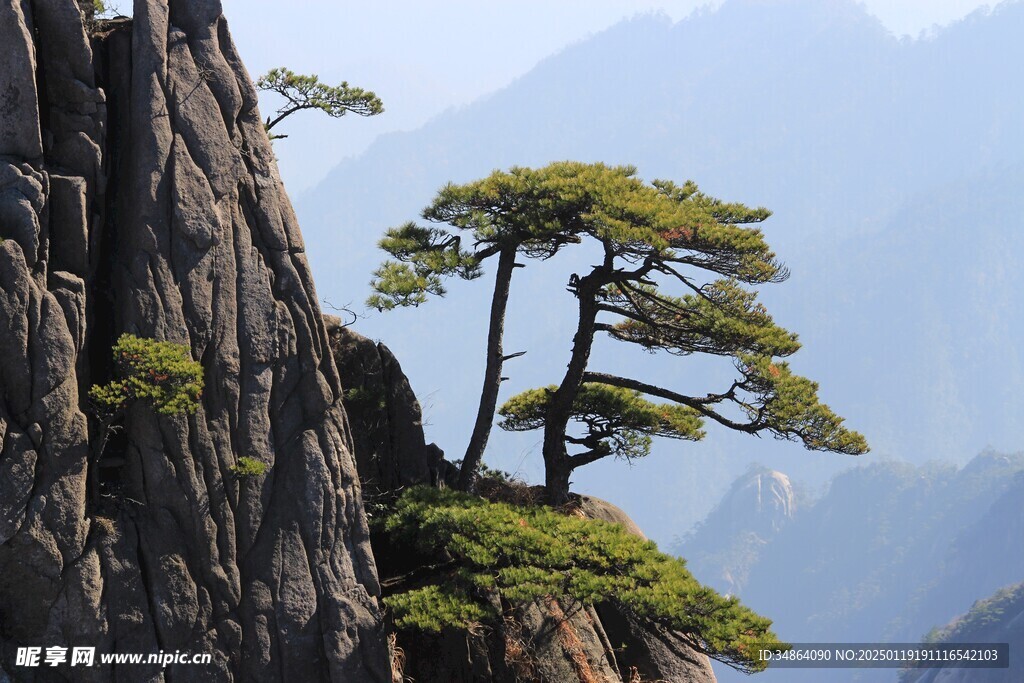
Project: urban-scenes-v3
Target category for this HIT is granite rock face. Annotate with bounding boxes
[0,2,389,681]
[326,321,452,498]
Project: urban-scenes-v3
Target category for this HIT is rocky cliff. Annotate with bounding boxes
[0,1,388,680]
[327,322,452,498]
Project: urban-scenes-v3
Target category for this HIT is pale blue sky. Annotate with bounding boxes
[221,0,997,192]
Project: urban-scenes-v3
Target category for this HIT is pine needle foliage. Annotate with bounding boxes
[367,223,481,310]
[380,486,786,673]
[89,334,204,418]
[86,335,204,505]
[255,67,383,138]
[230,456,268,478]
[601,280,800,357]
[730,355,869,454]
[499,384,704,462]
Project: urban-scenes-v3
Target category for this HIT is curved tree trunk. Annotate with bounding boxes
[458,246,518,491]
[542,275,603,505]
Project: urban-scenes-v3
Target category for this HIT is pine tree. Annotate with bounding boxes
[492,168,867,503]
[88,334,204,503]
[379,486,787,674]
[369,163,603,490]
[371,162,867,501]
[255,67,383,139]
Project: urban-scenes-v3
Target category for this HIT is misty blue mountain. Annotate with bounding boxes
[681,450,1024,681]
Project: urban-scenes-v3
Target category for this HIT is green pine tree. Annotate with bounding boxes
[255,67,383,140]
[369,163,622,490]
[87,334,204,503]
[380,486,788,674]
[371,162,867,503]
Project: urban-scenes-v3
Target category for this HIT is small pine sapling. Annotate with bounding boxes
[87,334,204,502]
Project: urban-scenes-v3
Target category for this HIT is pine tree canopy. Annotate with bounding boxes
[499,384,704,462]
[369,161,785,310]
[89,334,204,418]
[599,279,801,357]
[255,67,383,137]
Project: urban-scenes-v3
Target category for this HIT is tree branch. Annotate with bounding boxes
[582,371,762,433]
[569,449,611,468]
[595,304,652,326]
[651,261,717,303]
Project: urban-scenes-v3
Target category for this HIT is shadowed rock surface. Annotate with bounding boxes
[0,1,388,680]
[326,321,452,498]
[393,595,624,683]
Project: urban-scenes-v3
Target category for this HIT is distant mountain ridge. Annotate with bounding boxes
[901,582,1024,683]
[680,466,803,595]
[297,0,1024,542]
[683,451,1024,682]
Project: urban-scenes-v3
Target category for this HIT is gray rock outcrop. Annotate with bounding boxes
[0,2,388,680]
[326,322,452,498]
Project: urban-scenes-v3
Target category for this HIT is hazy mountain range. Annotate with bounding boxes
[295,0,1024,544]
[683,451,1024,682]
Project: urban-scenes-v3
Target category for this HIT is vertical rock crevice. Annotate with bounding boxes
[0,1,390,680]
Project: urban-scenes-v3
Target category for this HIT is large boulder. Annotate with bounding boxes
[327,321,452,497]
[0,2,389,680]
